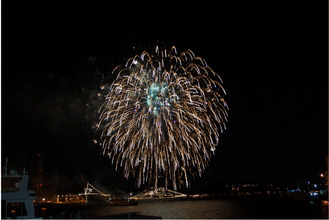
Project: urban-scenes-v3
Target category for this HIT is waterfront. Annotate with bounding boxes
[36,198,328,219]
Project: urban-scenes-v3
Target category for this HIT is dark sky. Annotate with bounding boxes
[2,2,328,193]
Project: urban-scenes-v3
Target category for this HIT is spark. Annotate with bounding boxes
[97,46,228,190]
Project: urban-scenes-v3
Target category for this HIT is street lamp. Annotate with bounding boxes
[320,174,325,189]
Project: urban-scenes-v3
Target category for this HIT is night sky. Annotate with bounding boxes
[2,2,328,194]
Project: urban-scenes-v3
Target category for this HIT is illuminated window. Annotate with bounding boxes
[6,202,27,217]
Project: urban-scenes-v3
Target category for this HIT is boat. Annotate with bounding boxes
[78,182,111,205]
[1,159,39,219]
[108,198,138,206]
[130,187,187,202]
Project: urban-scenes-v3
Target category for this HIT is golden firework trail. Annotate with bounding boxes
[97,46,228,190]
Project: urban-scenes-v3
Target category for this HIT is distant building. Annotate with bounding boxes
[228,183,282,196]
[36,154,44,200]
[324,155,329,190]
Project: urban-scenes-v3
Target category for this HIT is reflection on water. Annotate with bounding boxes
[36,199,329,219]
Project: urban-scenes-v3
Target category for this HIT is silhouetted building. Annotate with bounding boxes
[325,156,328,190]
[36,154,44,198]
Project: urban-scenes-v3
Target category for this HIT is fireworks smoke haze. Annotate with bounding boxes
[97,46,228,190]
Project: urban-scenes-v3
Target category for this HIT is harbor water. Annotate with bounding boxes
[36,198,328,219]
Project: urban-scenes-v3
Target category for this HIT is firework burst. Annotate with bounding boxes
[97,46,228,190]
